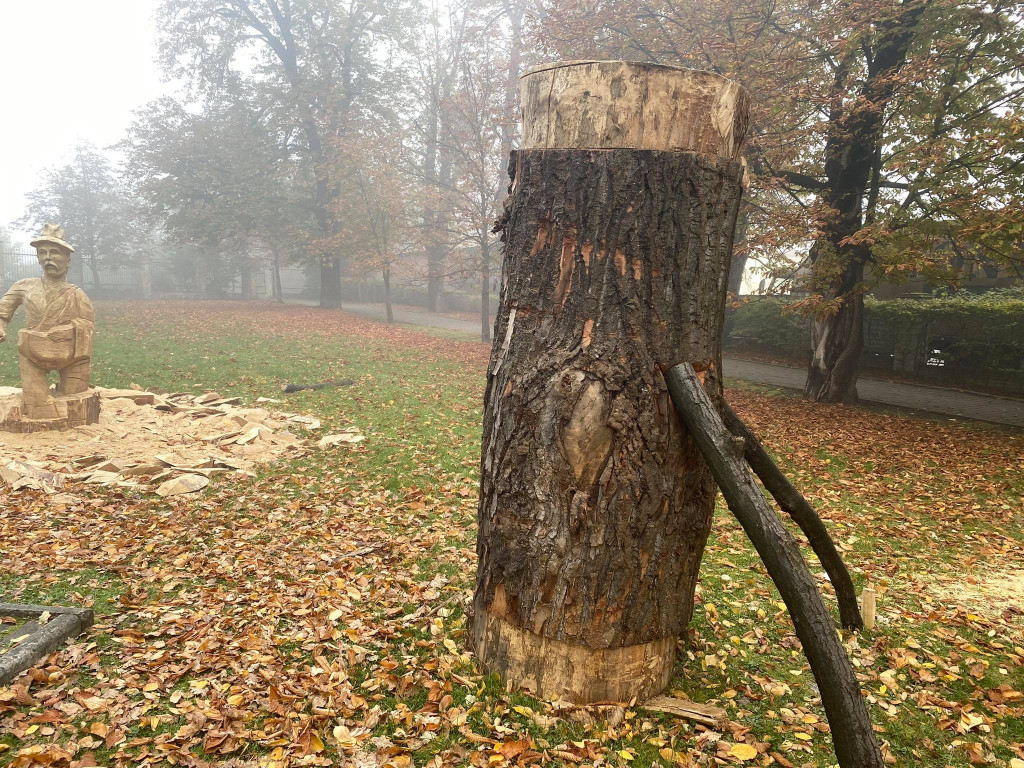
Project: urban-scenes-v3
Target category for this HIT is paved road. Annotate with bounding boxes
[337,302,1024,428]
[721,358,1024,428]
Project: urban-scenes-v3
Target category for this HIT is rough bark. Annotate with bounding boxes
[472,147,745,702]
[726,209,748,299]
[665,363,882,768]
[805,262,865,402]
[721,402,862,630]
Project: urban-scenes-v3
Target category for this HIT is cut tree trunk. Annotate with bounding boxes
[665,363,882,768]
[472,60,748,704]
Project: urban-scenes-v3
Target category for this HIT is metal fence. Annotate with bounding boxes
[0,249,38,290]
[1,249,142,295]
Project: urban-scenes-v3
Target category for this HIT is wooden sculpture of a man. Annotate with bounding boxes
[0,224,96,420]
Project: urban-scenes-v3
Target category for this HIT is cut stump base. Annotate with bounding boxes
[473,612,676,704]
[0,389,101,433]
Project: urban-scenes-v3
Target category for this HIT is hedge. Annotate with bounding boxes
[725,291,1024,392]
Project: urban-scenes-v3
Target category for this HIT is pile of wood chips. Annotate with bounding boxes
[0,387,362,498]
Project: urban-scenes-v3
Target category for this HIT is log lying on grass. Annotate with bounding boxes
[721,402,863,631]
[282,379,355,393]
[665,363,883,768]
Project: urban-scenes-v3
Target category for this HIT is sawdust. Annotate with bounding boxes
[928,567,1024,620]
[0,388,348,496]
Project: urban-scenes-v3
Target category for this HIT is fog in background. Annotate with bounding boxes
[1,0,167,240]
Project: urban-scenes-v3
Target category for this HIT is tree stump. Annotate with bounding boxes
[472,61,749,703]
[0,389,100,433]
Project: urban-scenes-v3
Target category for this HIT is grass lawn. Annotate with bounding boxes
[1,299,1022,768]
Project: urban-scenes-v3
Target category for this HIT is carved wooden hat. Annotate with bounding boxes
[30,223,74,253]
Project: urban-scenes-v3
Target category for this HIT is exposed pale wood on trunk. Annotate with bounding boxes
[0,390,100,433]
[520,61,748,158]
[665,362,883,768]
[473,61,747,705]
[475,612,675,703]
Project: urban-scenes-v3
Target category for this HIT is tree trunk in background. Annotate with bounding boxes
[722,207,749,344]
[240,263,252,299]
[424,45,457,314]
[272,249,284,303]
[805,259,865,402]
[804,4,923,402]
[473,61,748,703]
[88,257,101,290]
[480,238,491,343]
[383,267,394,323]
[320,259,342,308]
[432,154,453,310]
[726,208,748,299]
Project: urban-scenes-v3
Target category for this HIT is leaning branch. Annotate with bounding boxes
[665,363,882,768]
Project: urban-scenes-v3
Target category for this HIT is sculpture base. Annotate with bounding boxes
[0,389,101,433]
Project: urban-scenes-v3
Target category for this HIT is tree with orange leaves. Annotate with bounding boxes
[539,0,1024,401]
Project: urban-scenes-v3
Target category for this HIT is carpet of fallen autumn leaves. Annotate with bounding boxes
[1,301,1022,768]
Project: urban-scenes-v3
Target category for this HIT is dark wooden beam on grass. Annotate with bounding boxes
[665,363,883,768]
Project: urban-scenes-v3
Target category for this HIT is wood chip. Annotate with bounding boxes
[98,388,156,405]
[71,454,106,468]
[318,431,366,448]
[155,474,210,497]
[120,464,165,477]
[642,695,727,727]
[93,459,125,473]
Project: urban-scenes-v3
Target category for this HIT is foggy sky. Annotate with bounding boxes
[1,0,167,242]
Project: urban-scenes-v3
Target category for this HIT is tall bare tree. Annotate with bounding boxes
[156,0,410,307]
[18,142,136,289]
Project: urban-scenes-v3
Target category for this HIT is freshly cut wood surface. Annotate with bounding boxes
[642,695,727,727]
[521,60,748,157]
[474,611,675,704]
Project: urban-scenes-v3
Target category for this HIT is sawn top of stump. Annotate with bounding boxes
[520,60,749,160]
